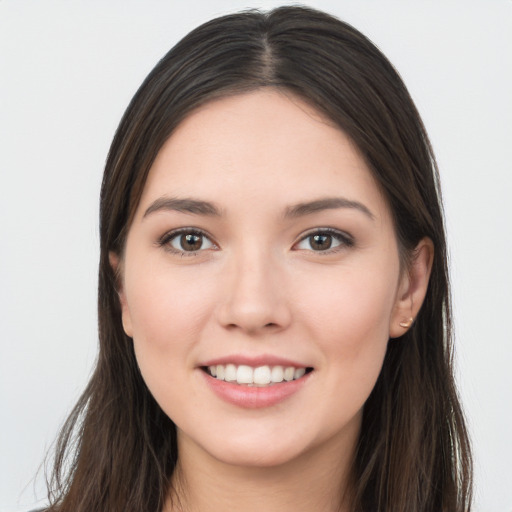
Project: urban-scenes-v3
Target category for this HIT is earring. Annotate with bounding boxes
[399,317,413,329]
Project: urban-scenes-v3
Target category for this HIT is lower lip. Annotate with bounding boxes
[201,370,311,409]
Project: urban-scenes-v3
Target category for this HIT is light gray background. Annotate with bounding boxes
[1,1,511,511]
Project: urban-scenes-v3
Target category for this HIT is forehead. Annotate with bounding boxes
[136,89,389,221]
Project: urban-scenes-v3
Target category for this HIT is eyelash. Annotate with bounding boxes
[157,227,354,256]
[294,228,354,254]
[158,228,217,257]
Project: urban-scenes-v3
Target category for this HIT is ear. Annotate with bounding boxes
[389,238,434,338]
[109,251,133,338]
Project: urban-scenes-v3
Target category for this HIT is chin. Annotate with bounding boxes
[177,421,313,469]
[210,439,308,469]
[183,418,347,470]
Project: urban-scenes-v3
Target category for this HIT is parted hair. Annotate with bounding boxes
[45,6,472,512]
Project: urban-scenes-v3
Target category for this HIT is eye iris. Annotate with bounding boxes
[310,234,332,250]
[181,233,202,251]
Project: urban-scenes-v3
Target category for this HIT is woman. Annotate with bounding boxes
[42,6,472,512]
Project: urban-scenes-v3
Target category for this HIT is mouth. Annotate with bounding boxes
[202,364,314,387]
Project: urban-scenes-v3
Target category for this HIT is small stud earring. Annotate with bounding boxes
[399,317,413,328]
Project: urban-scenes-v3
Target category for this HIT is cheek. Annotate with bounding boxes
[301,261,398,338]
[126,264,213,349]
[122,263,218,410]
[297,266,397,428]
[124,266,216,419]
[297,260,398,382]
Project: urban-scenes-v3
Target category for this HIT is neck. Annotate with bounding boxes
[164,429,357,512]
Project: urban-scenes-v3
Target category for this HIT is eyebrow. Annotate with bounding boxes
[284,197,375,220]
[143,197,222,218]
[142,195,374,220]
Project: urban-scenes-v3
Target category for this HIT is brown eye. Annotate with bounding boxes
[310,234,332,250]
[181,233,203,251]
[167,230,214,253]
[295,229,352,252]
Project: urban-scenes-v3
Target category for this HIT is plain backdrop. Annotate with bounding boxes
[1,1,511,511]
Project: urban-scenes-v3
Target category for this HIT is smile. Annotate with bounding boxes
[204,364,313,387]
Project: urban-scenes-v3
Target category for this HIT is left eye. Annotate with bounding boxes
[166,231,214,252]
[295,230,351,252]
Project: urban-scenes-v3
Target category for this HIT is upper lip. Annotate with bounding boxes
[199,354,311,368]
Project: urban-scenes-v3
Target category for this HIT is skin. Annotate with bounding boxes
[111,89,433,511]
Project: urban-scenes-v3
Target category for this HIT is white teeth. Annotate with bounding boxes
[271,365,284,383]
[283,367,295,381]
[207,364,309,386]
[236,365,253,384]
[294,368,306,379]
[253,365,271,385]
[225,363,237,382]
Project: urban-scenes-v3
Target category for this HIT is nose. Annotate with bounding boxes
[216,248,292,335]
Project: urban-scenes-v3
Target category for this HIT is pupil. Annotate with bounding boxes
[311,234,331,250]
[182,233,202,251]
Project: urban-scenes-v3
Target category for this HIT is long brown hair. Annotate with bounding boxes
[45,6,472,511]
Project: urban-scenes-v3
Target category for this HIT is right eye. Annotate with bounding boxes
[160,229,216,255]
[293,228,354,254]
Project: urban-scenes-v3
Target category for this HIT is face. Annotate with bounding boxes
[115,90,415,469]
